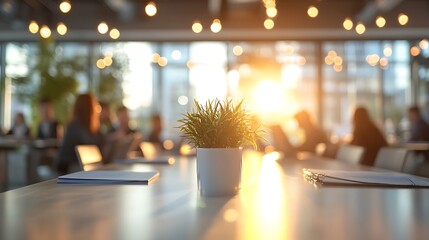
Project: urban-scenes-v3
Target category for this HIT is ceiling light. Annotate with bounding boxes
[98,22,109,34]
[343,18,353,30]
[266,7,277,18]
[210,19,222,33]
[29,21,39,34]
[264,19,274,29]
[355,22,366,34]
[57,22,67,35]
[40,25,51,38]
[59,0,71,13]
[192,21,203,33]
[398,13,408,25]
[264,0,276,9]
[145,2,157,17]
[307,6,318,18]
[109,28,120,39]
[375,16,386,28]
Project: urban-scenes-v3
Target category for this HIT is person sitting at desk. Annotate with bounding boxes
[270,110,328,156]
[407,106,429,142]
[293,110,329,153]
[110,106,137,137]
[56,94,104,175]
[350,107,388,166]
[103,106,141,162]
[7,112,30,139]
[37,98,62,140]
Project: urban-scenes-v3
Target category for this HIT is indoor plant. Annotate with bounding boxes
[178,99,263,196]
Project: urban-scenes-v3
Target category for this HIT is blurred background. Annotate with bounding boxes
[1,0,429,147]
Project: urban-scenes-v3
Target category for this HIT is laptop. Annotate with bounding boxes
[75,145,174,171]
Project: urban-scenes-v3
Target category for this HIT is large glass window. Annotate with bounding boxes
[0,40,418,143]
[5,43,36,130]
[322,41,412,142]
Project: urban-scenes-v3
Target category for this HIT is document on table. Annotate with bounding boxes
[57,170,159,184]
[303,169,429,187]
[115,157,175,165]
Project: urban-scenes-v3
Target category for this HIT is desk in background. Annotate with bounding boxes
[0,151,428,240]
[0,138,61,191]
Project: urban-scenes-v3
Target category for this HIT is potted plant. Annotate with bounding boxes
[178,99,263,196]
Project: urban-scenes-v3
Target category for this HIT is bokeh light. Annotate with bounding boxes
[343,18,353,30]
[109,28,120,39]
[59,1,71,13]
[410,46,420,56]
[40,25,51,38]
[376,16,386,28]
[233,45,243,56]
[264,19,274,30]
[145,2,157,17]
[57,22,67,35]
[98,22,109,34]
[192,21,203,33]
[211,19,222,33]
[307,6,318,18]
[398,13,409,25]
[355,22,366,34]
[28,21,39,34]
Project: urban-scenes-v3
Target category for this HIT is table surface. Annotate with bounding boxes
[1,151,428,240]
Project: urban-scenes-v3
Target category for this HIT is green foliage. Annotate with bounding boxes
[178,99,264,149]
[11,38,82,125]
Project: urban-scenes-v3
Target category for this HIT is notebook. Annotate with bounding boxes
[57,170,159,184]
[303,168,429,187]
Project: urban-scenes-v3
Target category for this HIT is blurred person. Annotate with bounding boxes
[36,98,62,139]
[148,114,162,144]
[110,106,136,137]
[407,106,429,142]
[104,106,140,161]
[293,110,329,153]
[270,110,328,156]
[56,94,103,174]
[350,107,388,166]
[99,102,113,136]
[7,112,30,139]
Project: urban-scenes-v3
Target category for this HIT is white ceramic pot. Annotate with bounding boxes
[196,148,242,197]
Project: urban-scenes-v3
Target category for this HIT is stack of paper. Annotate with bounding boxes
[303,169,429,187]
[57,170,159,184]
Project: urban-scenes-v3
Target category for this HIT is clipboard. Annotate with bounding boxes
[303,168,429,187]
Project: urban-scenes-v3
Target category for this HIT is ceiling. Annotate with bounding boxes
[0,0,428,41]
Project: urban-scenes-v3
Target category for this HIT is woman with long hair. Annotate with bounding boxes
[351,107,388,166]
[56,93,103,174]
